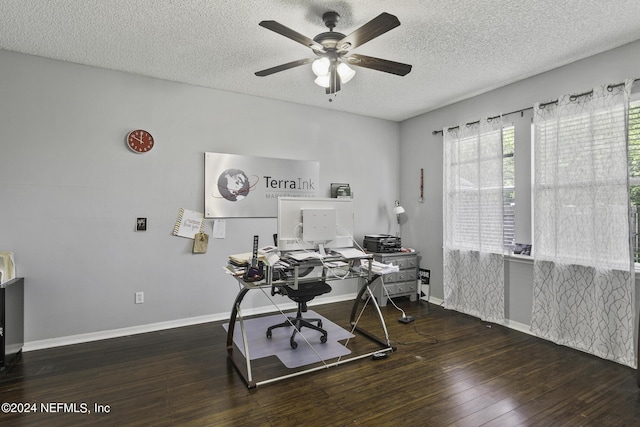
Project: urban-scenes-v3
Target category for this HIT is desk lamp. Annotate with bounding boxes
[393,200,405,237]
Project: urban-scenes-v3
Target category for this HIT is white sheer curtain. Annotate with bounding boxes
[532,80,635,367]
[443,118,505,323]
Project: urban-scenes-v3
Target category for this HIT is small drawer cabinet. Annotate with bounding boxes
[371,252,418,307]
[1,277,24,373]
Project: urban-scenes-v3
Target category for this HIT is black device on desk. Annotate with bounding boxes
[243,235,264,282]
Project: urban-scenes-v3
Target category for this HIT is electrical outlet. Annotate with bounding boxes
[135,292,144,304]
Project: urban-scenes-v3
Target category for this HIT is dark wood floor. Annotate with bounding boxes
[1,298,639,426]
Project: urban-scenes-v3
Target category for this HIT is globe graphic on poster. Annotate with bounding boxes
[217,169,251,201]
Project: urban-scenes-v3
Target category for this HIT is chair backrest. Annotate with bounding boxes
[284,280,331,303]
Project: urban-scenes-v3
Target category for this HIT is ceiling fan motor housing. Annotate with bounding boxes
[313,32,346,52]
[322,11,340,29]
[313,12,346,53]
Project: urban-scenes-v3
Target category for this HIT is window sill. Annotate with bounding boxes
[505,253,534,265]
[506,255,640,277]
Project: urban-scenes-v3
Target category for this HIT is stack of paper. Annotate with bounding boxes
[228,252,266,266]
[224,264,244,276]
[331,248,368,259]
[228,246,279,266]
[361,259,400,274]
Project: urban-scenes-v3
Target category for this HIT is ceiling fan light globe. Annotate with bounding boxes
[314,75,330,88]
[337,63,355,84]
[312,57,330,76]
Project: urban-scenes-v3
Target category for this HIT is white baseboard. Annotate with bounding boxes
[502,318,534,336]
[417,295,534,336]
[24,314,227,352]
[23,293,358,352]
[23,292,534,352]
[425,296,444,305]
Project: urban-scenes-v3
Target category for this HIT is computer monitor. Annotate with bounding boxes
[277,197,354,252]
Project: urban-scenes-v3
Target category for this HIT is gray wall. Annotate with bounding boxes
[400,39,640,327]
[4,39,640,348]
[0,50,401,346]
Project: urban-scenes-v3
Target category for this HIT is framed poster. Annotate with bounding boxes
[204,153,319,218]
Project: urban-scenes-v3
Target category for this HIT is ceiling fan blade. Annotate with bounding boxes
[259,21,325,52]
[344,54,412,76]
[255,58,314,77]
[337,12,401,52]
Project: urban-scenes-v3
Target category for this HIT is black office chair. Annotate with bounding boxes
[267,280,332,349]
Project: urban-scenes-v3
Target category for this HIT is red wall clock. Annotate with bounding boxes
[126,129,154,153]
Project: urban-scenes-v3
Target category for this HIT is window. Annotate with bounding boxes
[503,125,515,249]
[443,124,515,252]
[628,101,640,262]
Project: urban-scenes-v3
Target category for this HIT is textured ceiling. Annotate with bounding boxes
[1,0,640,121]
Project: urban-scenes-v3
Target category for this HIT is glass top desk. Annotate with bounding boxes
[225,252,395,389]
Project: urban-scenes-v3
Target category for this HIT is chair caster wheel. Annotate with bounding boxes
[290,339,298,349]
[320,335,327,344]
[266,330,272,339]
[318,321,323,328]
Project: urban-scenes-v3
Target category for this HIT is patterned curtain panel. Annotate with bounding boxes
[532,80,635,367]
[443,119,505,324]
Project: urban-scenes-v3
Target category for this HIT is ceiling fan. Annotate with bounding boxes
[255,11,412,95]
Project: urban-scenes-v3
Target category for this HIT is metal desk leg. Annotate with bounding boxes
[349,275,396,351]
[226,286,257,388]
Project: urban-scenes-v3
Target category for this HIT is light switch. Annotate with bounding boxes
[136,218,147,231]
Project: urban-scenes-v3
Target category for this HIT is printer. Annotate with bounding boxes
[363,234,402,253]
